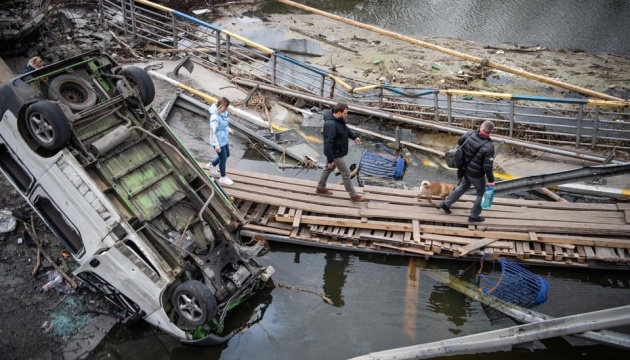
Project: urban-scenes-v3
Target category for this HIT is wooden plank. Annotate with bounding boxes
[421,234,513,248]
[576,245,587,263]
[292,209,302,228]
[243,223,291,236]
[274,215,413,232]
[553,246,564,262]
[360,234,404,243]
[516,241,524,260]
[431,241,443,254]
[533,242,542,255]
[544,244,553,261]
[456,238,499,257]
[412,219,421,244]
[277,206,286,216]
[373,242,434,256]
[625,210,630,224]
[522,241,531,259]
[250,203,268,222]
[421,225,630,249]
[583,246,596,259]
[403,231,412,243]
[594,247,618,260]
[239,200,254,216]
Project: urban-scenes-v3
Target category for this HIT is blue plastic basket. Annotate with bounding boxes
[358,144,407,180]
[480,258,549,307]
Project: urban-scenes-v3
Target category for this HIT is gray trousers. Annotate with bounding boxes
[317,157,358,197]
[443,173,486,218]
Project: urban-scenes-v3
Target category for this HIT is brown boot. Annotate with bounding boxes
[316,188,333,195]
[350,195,364,202]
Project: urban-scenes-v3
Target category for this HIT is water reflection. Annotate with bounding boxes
[428,284,474,335]
[323,252,351,307]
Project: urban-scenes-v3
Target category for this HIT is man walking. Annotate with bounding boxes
[316,103,364,202]
[439,120,495,222]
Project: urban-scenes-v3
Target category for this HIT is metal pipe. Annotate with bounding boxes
[233,79,625,164]
[349,305,630,360]
[592,106,600,149]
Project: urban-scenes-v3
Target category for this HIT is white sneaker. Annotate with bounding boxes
[218,176,233,186]
[207,163,218,176]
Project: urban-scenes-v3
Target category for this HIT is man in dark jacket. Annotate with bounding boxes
[439,120,495,222]
[316,103,364,202]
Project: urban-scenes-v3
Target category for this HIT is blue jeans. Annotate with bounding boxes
[443,173,486,218]
[211,144,230,177]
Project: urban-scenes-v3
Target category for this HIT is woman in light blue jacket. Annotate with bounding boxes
[207,97,234,185]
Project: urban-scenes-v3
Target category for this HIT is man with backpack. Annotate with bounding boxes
[439,120,495,222]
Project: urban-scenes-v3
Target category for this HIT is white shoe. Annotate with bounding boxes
[207,163,218,176]
[218,176,233,186]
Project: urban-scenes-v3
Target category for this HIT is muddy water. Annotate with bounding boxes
[259,0,630,55]
[88,246,630,360]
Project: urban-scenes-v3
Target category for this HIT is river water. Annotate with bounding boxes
[88,244,630,360]
[260,0,630,55]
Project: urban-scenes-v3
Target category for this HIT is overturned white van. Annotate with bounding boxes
[0,50,274,345]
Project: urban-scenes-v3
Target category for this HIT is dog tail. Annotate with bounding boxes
[421,180,431,188]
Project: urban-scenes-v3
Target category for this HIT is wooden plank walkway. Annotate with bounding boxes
[218,168,630,269]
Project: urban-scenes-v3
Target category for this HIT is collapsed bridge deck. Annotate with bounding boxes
[216,168,630,270]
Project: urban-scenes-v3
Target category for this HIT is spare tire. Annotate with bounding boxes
[25,101,71,151]
[172,280,217,328]
[48,74,98,112]
[119,66,155,106]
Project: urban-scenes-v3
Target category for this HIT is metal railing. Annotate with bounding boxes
[100,0,630,154]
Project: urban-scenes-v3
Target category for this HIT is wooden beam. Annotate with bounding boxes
[456,238,499,257]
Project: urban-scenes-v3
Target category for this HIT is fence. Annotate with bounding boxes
[99,0,630,153]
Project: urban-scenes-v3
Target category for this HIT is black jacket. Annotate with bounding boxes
[459,130,494,182]
[322,109,357,163]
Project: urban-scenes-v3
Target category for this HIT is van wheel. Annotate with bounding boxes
[25,101,71,151]
[48,74,98,112]
[119,66,155,106]
[172,280,217,327]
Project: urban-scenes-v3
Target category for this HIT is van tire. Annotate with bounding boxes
[119,66,155,106]
[47,74,98,112]
[172,280,217,327]
[25,101,71,151]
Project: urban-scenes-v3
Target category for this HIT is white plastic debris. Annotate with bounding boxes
[0,209,17,233]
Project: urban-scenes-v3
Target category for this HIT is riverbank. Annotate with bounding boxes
[213,3,629,100]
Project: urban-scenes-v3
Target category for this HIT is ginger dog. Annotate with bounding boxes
[419,180,455,205]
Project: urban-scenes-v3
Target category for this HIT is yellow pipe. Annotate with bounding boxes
[275,0,625,102]
[442,89,513,100]
[135,0,172,13]
[222,30,274,54]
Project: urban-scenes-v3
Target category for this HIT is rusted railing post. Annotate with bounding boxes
[433,92,439,122]
[446,93,452,126]
[576,104,584,148]
[509,100,515,138]
[591,106,600,149]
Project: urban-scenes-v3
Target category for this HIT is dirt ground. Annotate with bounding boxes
[0,2,628,360]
